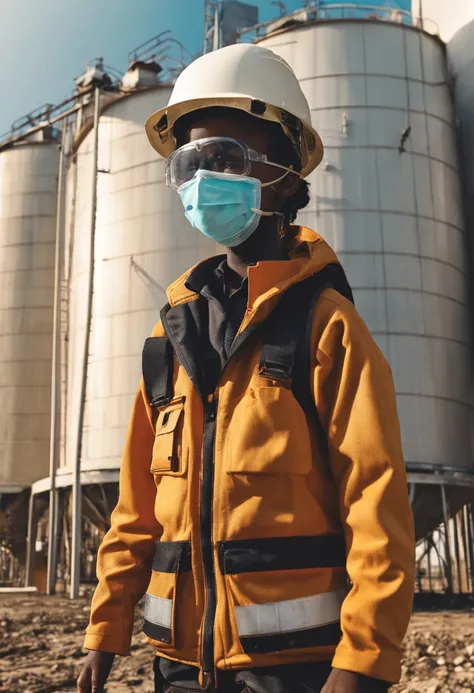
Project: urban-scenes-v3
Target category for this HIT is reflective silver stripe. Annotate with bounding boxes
[144,593,172,629]
[235,589,346,638]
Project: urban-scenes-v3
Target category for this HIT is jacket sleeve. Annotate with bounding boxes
[313,293,415,684]
[84,379,161,655]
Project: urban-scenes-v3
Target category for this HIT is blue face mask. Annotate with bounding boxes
[177,170,263,248]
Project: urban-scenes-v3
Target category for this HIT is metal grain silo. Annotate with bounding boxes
[0,131,59,492]
[448,20,474,316]
[21,51,217,595]
[63,63,215,487]
[258,14,474,542]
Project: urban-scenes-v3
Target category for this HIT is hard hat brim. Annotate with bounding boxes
[145,95,323,178]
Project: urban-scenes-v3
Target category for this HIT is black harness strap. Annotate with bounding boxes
[258,276,321,382]
[259,264,354,446]
[142,336,174,408]
[259,264,353,393]
[293,264,353,414]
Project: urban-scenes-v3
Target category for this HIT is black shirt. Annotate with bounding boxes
[185,258,249,391]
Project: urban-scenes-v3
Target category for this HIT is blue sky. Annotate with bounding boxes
[0,0,308,136]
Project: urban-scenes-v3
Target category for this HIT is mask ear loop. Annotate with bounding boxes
[251,167,297,235]
[250,167,291,215]
[251,208,288,239]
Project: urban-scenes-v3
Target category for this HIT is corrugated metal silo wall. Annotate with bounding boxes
[0,142,58,488]
[64,87,216,473]
[448,20,474,467]
[259,20,473,478]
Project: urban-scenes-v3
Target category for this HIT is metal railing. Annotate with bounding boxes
[0,63,117,151]
[128,30,194,83]
[238,3,440,41]
[0,101,65,147]
[0,91,92,152]
[0,56,127,151]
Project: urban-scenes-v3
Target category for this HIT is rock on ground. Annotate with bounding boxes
[0,595,473,692]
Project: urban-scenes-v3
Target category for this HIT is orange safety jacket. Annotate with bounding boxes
[85,227,415,685]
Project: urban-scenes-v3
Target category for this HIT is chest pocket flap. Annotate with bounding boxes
[151,399,186,476]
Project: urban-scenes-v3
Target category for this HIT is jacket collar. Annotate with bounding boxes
[166,227,340,315]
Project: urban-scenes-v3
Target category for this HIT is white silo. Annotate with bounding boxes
[62,62,215,489]
[22,48,216,593]
[448,21,474,285]
[0,132,59,492]
[257,12,474,548]
[0,128,59,583]
[448,23,474,517]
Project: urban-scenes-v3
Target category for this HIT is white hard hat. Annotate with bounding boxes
[145,43,323,178]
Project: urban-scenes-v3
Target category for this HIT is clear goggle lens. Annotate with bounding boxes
[165,137,269,190]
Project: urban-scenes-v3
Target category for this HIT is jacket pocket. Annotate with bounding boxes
[151,398,187,477]
[219,535,346,655]
[227,386,312,476]
[143,540,191,646]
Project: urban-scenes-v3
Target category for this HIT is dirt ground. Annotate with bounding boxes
[0,594,473,693]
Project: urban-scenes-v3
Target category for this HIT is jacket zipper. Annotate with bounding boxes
[199,326,258,685]
[162,309,261,687]
[200,393,217,685]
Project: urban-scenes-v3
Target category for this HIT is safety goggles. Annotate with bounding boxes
[165,137,296,190]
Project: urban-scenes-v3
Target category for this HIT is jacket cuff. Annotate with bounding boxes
[84,630,132,656]
[332,644,401,684]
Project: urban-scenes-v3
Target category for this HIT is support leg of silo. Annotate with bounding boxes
[63,502,71,583]
[47,487,60,595]
[461,505,471,594]
[466,503,474,596]
[416,539,426,593]
[427,535,433,592]
[440,484,453,594]
[453,510,463,593]
[25,492,35,587]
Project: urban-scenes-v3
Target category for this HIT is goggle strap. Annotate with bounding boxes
[262,165,300,186]
[261,166,299,189]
